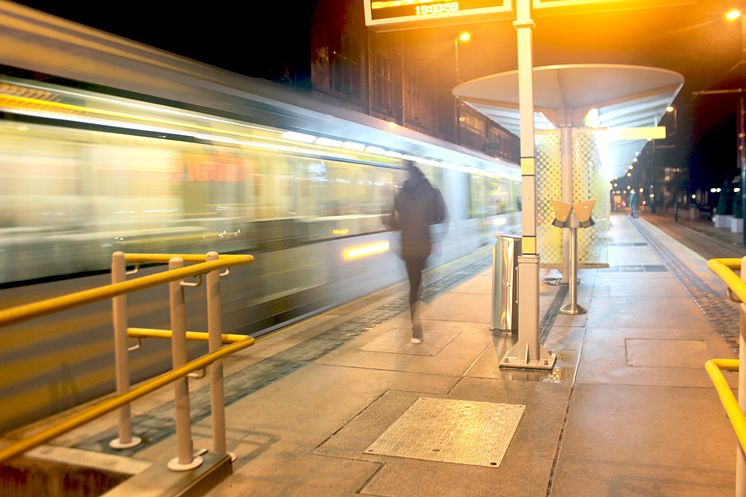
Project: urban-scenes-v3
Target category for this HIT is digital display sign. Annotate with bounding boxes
[364,0,513,31]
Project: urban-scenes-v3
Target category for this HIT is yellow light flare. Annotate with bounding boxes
[343,241,390,260]
[371,0,433,9]
[726,9,742,21]
[332,228,350,235]
[459,32,471,43]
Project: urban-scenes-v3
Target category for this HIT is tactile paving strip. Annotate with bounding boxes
[632,219,739,352]
[365,397,525,468]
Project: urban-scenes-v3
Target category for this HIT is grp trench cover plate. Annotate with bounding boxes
[365,397,525,468]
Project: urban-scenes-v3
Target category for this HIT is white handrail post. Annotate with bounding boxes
[738,256,746,497]
[167,257,203,471]
[206,251,229,457]
[109,252,141,449]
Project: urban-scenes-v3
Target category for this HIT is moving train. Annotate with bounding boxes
[0,3,521,432]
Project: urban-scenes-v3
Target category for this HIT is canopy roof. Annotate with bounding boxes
[453,64,684,180]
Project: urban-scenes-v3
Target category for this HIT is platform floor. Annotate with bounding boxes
[8,213,744,496]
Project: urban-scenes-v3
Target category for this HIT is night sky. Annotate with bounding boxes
[14,1,316,86]
[10,1,743,195]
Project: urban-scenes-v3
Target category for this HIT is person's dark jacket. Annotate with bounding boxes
[393,174,447,260]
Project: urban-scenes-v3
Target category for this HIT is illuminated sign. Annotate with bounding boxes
[364,0,513,31]
[533,0,695,14]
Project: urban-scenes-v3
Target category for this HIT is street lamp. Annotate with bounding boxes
[454,31,471,83]
[726,8,746,246]
[454,31,471,145]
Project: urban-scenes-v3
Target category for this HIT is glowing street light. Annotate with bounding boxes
[726,9,741,21]
[454,31,471,83]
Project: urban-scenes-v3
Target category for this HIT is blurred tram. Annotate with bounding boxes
[0,3,520,431]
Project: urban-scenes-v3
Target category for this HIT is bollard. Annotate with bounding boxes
[559,215,586,315]
[491,234,521,332]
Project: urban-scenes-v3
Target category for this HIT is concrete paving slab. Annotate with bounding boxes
[549,383,736,497]
[626,338,711,368]
[359,327,460,356]
[587,296,711,329]
[576,333,731,388]
[425,292,492,324]
[318,320,492,376]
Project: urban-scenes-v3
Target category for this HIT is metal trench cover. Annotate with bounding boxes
[365,397,525,468]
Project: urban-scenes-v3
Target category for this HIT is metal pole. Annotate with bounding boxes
[735,12,744,246]
[206,251,228,457]
[560,221,586,315]
[167,257,202,471]
[738,255,746,497]
[454,38,460,83]
[499,0,556,370]
[109,252,141,449]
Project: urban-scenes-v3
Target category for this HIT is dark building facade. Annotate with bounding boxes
[310,0,519,164]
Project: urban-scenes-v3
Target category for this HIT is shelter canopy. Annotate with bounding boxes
[453,64,684,180]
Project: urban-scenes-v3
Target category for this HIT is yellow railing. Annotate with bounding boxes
[0,253,253,328]
[707,257,746,497]
[704,359,746,453]
[0,252,254,469]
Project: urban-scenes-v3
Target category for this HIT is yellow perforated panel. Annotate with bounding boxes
[573,130,609,266]
[535,130,562,264]
[534,129,609,267]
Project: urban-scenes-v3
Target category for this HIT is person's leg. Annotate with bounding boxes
[405,257,426,342]
[405,257,423,306]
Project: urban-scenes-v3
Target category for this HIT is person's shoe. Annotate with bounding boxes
[410,336,423,344]
[411,321,424,344]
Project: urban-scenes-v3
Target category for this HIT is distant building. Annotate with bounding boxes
[310,0,519,163]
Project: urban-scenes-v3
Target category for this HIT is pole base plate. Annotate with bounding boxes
[560,303,586,315]
[499,341,556,370]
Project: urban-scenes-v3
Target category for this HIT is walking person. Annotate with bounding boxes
[390,162,447,344]
[629,190,640,218]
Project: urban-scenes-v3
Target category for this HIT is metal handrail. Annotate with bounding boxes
[0,335,254,463]
[0,254,253,328]
[707,257,746,497]
[704,359,746,454]
[0,252,254,468]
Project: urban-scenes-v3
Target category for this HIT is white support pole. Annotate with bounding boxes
[737,256,746,497]
[500,0,556,370]
[206,251,229,457]
[560,124,573,283]
[168,257,203,471]
[109,252,141,449]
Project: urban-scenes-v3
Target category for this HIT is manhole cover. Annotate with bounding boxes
[365,397,525,468]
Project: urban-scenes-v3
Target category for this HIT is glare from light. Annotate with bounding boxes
[315,137,343,147]
[332,228,350,235]
[626,172,631,177]
[342,141,366,151]
[691,194,697,199]
[365,145,386,155]
[717,188,723,193]
[726,9,742,21]
[737,187,742,193]
[666,106,675,113]
[627,186,631,190]
[633,158,638,163]
[283,131,316,143]
[650,194,655,198]
[639,187,643,192]
[343,241,390,260]
[492,218,507,227]
[459,31,471,43]
[613,183,618,187]
[711,188,717,193]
